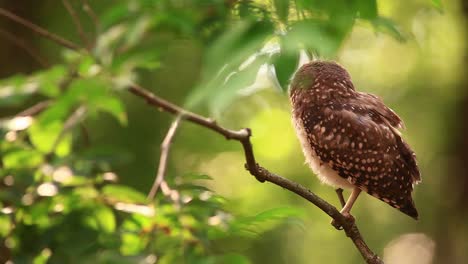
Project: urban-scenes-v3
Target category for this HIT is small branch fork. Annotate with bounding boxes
[2,8,384,264]
[147,115,183,201]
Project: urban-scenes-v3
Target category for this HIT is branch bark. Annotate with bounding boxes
[147,115,183,201]
[0,7,81,51]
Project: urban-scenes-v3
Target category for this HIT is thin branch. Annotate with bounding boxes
[147,115,183,201]
[62,0,91,50]
[49,106,87,155]
[2,10,384,264]
[0,8,81,51]
[0,28,49,67]
[81,0,100,32]
[128,84,383,264]
[16,100,52,117]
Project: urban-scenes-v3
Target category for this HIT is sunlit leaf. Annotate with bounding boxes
[102,185,147,204]
[83,205,116,233]
[33,248,52,264]
[0,215,12,237]
[2,147,43,169]
[271,49,298,92]
[29,120,71,156]
[273,0,289,23]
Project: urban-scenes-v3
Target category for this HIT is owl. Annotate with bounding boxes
[289,61,421,219]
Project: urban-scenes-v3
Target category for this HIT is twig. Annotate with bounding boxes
[128,84,383,264]
[81,0,100,32]
[336,188,346,208]
[2,10,384,264]
[62,0,91,50]
[0,28,49,67]
[147,115,183,201]
[49,106,87,155]
[16,100,52,117]
[0,8,81,51]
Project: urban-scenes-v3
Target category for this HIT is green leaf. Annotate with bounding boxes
[68,78,127,125]
[102,185,147,204]
[0,214,12,237]
[354,0,378,20]
[229,207,303,237]
[288,19,350,57]
[372,17,406,42]
[35,65,67,97]
[29,120,71,156]
[93,96,128,125]
[0,75,33,107]
[2,147,43,169]
[273,0,289,23]
[83,205,116,233]
[33,248,52,264]
[271,49,298,92]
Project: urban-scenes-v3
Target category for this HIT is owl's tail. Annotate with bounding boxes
[398,198,419,220]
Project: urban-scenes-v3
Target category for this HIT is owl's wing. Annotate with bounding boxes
[302,100,419,218]
[354,92,421,183]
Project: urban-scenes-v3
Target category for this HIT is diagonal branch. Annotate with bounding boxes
[62,0,91,50]
[147,115,183,201]
[0,8,80,51]
[0,28,49,67]
[81,0,100,32]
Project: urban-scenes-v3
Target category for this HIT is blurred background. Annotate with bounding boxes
[0,0,467,263]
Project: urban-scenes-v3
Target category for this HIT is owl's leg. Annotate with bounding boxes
[331,187,361,230]
[335,188,346,207]
[340,187,361,217]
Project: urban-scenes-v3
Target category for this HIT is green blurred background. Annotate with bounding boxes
[0,0,467,263]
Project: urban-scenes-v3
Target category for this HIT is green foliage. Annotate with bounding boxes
[0,0,428,262]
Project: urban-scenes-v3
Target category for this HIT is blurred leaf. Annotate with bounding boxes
[372,17,406,42]
[84,205,116,233]
[288,19,350,57]
[33,248,52,264]
[102,185,147,204]
[29,120,71,156]
[2,147,43,169]
[35,65,67,97]
[271,48,298,92]
[354,0,378,19]
[0,75,33,107]
[229,207,303,236]
[182,173,213,181]
[0,214,12,237]
[273,0,289,23]
[186,18,273,114]
[431,0,443,10]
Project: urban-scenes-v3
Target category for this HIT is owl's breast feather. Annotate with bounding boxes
[292,116,354,189]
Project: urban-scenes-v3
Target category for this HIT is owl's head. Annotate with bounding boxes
[289,60,354,94]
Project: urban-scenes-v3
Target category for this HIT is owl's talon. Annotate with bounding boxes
[330,212,355,230]
[331,219,343,230]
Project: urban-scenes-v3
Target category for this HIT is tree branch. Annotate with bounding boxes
[147,115,183,201]
[0,28,49,67]
[128,84,383,264]
[0,8,81,51]
[62,0,91,50]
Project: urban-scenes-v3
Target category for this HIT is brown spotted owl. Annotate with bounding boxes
[289,60,421,219]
